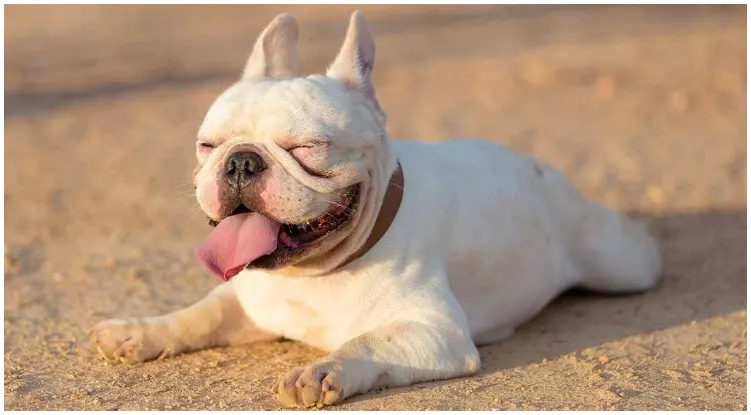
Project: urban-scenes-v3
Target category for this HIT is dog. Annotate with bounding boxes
[90,11,662,408]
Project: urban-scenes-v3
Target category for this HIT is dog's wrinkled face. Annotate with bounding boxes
[194,13,394,278]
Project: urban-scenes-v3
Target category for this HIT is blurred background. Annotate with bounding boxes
[4,5,746,411]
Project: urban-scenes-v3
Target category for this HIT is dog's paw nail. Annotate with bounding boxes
[321,375,343,405]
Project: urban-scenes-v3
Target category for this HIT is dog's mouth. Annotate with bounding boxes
[196,186,358,280]
[277,189,357,250]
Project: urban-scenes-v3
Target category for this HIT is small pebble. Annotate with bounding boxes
[125,267,142,281]
[102,258,116,269]
[4,254,21,273]
[594,76,614,99]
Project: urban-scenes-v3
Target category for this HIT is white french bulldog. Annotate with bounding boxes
[91,11,662,408]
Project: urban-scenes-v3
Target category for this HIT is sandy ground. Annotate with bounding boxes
[4,5,747,411]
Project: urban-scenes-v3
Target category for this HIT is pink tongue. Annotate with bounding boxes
[195,213,280,281]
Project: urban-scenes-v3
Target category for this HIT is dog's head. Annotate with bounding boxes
[194,12,397,280]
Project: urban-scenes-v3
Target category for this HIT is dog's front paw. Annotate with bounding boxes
[89,318,176,363]
[272,363,344,408]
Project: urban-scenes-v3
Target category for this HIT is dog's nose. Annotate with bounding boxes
[225,151,266,188]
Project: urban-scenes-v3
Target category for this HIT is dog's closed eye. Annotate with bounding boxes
[289,141,328,161]
[289,138,329,150]
[196,141,217,159]
[287,138,330,150]
[287,140,332,178]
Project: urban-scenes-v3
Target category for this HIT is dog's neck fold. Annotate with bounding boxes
[336,161,403,270]
[274,158,403,277]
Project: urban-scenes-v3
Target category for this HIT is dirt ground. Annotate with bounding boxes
[4,5,747,411]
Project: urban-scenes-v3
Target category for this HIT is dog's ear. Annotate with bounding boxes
[326,11,385,117]
[242,13,299,80]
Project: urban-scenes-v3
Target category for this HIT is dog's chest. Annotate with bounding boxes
[230,271,377,351]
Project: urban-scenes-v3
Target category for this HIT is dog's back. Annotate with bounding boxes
[393,138,661,343]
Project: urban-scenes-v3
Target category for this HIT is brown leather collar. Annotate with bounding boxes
[337,162,404,269]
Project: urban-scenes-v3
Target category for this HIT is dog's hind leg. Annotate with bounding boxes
[533,163,661,294]
[90,283,277,363]
[572,202,662,294]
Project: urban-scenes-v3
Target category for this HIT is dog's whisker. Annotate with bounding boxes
[322,199,356,215]
[183,204,204,217]
[174,195,200,205]
[173,192,197,200]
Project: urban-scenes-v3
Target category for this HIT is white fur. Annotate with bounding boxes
[91,11,661,408]
[233,138,661,396]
